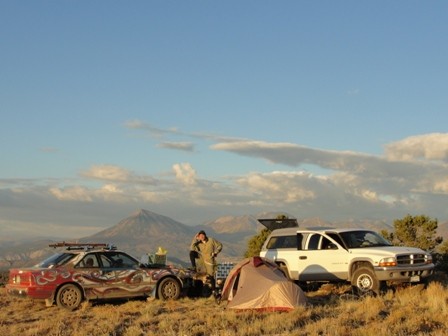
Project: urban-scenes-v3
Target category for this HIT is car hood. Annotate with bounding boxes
[349,246,428,257]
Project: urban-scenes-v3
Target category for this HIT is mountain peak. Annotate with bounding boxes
[131,209,155,219]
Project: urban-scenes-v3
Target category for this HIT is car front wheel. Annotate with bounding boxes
[56,284,83,310]
[351,266,382,295]
[157,277,181,300]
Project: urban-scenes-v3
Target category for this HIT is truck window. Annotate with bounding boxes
[266,235,297,249]
[321,237,337,250]
[308,234,320,250]
[327,233,345,248]
[306,234,336,250]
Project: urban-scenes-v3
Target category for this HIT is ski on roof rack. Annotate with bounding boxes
[48,242,116,251]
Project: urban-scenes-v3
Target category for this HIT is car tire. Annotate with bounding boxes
[157,277,181,300]
[351,266,380,295]
[56,284,83,310]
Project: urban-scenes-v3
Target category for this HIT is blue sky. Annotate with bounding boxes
[1,1,448,239]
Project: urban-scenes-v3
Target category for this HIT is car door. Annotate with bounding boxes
[75,253,112,299]
[297,233,349,281]
[88,252,121,298]
[102,252,153,298]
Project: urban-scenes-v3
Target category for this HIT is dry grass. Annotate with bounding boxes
[1,277,448,336]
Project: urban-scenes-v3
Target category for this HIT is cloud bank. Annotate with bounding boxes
[2,122,448,238]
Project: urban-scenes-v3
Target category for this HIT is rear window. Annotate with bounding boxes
[266,235,298,249]
[34,253,76,268]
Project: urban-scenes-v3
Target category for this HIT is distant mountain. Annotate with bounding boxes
[202,215,262,234]
[81,209,199,266]
[1,209,447,269]
[0,239,60,268]
[81,210,258,265]
[0,209,251,269]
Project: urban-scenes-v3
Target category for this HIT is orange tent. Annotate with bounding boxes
[221,256,307,311]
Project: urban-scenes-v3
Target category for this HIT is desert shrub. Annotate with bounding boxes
[244,229,271,258]
[383,214,442,251]
[0,270,8,287]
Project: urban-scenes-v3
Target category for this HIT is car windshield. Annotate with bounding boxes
[339,230,393,248]
[34,252,77,268]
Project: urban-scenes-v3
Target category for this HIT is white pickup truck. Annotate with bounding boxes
[259,226,435,294]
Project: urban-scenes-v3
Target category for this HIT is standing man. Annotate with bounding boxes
[189,234,202,271]
[189,230,223,293]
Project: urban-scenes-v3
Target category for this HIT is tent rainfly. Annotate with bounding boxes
[220,256,307,311]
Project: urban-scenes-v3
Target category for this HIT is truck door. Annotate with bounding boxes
[297,233,349,281]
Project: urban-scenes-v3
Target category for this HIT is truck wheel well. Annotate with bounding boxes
[351,261,373,276]
[275,262,291,280]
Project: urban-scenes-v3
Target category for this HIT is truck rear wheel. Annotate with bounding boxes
[351,267,380,295]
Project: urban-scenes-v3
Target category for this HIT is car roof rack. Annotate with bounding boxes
[48,242,117,251]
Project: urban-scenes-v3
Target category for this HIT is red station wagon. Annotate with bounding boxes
[6,242,193,310]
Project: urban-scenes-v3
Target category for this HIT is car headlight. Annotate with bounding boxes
[379,257,397,267]
[426,254,433,264]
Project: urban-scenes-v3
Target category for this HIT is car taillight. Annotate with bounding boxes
[12,272,33,285]
[379,257,397,267]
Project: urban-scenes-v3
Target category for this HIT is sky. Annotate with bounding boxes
[1,1,448,239]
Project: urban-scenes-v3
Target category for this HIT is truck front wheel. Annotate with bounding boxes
[351,267,381,295]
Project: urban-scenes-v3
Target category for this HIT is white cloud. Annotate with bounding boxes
[124,120,182,138]
[139,190,164,203]
[4,122,448,239]
[237,171,316,203]
[211,138,448,196]
[359,189,378,201]
[101,184,122,193]
[385,133,448,162]
[173,163,197,186]
[211,140,369,171]
[50,186,93,201]
[157,141,195,152]
[82,165,131,181]
[81,165,158,185]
